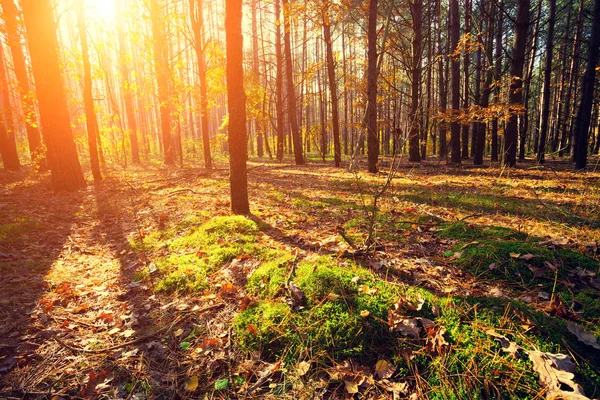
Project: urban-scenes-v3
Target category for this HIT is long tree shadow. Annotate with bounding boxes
[0,173,83,390]
[89,178,182,397]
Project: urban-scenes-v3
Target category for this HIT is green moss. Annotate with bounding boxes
[247,256,292,298]
[0,216,39,244]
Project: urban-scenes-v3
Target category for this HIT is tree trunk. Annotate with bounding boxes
[21,0,85,190]
[282,0,304,165]
[0,0,44,168]
[474,0,494,165]
[449,0,461,163]
[77,0,101,181]
[437,0,447,159]
[574,0,600,169]
[461,0,470,159]
[536,0,556,164]
[408,0,422,162]
[366,0,379,172]
[503,0,530,167]
[0,41,20,171]
[322,5,341,167]
[225,0,250,213]
[491,0,503,162]
[251,0,263,158]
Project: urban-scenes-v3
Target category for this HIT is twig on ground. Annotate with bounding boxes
[55,303,225,354]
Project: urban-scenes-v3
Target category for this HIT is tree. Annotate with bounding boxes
[366,0,378,173]
[0,40,20,171]
[449,0,461,164]
[536,0,556,164]
[282,0,304,165]
[21,0,85,190]
[190,0,213,169]
[0,0,43,168]
[503,0,530,167]
[149,0,174,165]
[77,0,102,182]
[322,2,341,167]
[408,0,422,162]
[274,0,285,161]
[225,0,250,214]
[117,0,140,165]
[574,0,600,169]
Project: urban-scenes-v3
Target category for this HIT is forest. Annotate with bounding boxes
[1,0,600,398]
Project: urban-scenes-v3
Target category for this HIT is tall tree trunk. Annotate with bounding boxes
[474,0,494,165]
[503,0,530,167]
[366,0,379,172]
[150,0,174,165]
[561,0,584,157]
[251,0,263,158]
[0,41,20,171]
[461,0,470,159]
[116,0,140,165]
[574,0,600,169]
[491,0,503,162]
[437,0,447,159]
[77,0,101,181]
[274,0,284,161]
[282,0,304,165]
[536,0,556,164]
[225,0,250,213]
[449,0,461,163]
[0,0,44,168]
[21,0,85,190]
[322,5,341,167]
[408,0,422,162]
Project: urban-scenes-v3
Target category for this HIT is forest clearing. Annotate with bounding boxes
[1,159,600,398]
[2,0,600,398]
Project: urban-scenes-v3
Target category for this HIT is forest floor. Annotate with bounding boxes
[1,157,600,399]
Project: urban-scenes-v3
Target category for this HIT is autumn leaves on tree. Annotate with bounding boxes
[2,0,600,197]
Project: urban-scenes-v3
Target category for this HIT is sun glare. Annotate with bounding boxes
[85,0,116,22]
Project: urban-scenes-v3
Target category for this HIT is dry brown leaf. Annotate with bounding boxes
[518,253,536,260]
[526,350,589,399]
[390,317,420,338]
[374,359,395,379]
[486,330,520,358]
[567,322,600,350]
[343,378,359,394]
[427,327,449,355]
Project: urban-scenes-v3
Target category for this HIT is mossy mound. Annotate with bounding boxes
[236,256,406,363]
[147,216,279,292]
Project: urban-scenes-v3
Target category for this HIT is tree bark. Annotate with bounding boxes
[225,0,250,213]
[77,0,101,181]
[21,0,85,190]
[282,0,304,165]
[503,0,530,167]
[274,0,284,161]
[0,41,20,171]
[366,0,379,172]
[322,5,341,167]
[449,0,461,163]
[0,0,44,168]
[536,0,556,164]
[408,0,422,162]
[574,0,600,169]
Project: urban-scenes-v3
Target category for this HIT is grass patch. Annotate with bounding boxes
[0,215,39,244]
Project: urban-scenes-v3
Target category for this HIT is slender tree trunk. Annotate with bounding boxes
[116,0,140,165]
[0,0,44,168]
[274,0,284,161]
[282,0,304,165]
[474,0,494,165]
[77,0,101,181]
[408,0,422,162]
[491,0,503,162]
[150,0,174,165]
[437,0,447,159]
[21,0,85,190]
[449,0,461,163]
[574,0,600,169]
[225,0,250,213]
[536,0,556,164]
[366,0,379,172]
[0,41,20,171]
[503,0,530,167]
[461,0,470,159]
[322,5,341,167]
[251,0,263,158]
[190,0,213,169]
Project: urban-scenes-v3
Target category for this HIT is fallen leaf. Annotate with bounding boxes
[509,252,521,259]
[389,317,420,338]
[296,361,310,376]
[185,376,199,391]
[486,330,520,358]
[360,310,370,318]
[374,359,395,379]
[518,253,536,261]
[174,328,184,337]
[526,350,589,399]
[343,378,359,394]
[214,378,228,390]
[567,322,600,350]
[121,329,135,338]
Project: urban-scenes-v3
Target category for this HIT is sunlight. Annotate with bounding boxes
[85,0,116,23]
